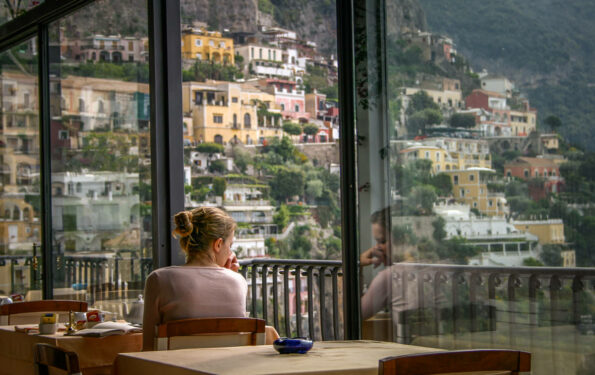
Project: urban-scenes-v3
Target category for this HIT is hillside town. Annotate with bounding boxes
[0,20,586,295]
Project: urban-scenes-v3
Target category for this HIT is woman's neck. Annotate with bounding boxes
[184,254,219,267]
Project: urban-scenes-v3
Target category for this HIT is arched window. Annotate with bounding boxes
[98,100,104,113]
[76,182,82,193]
[78,98,85,112]
[244,113,251,129]
[23,207,30,220]
[214,135,223,144]
[13,207,20,220]
[233,114,237,128]
[4,209,10,219]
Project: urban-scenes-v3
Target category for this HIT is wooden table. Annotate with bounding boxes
[0,325,142,375]
[114,340,444,375]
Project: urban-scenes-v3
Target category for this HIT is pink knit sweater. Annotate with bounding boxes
[142,266,247,350]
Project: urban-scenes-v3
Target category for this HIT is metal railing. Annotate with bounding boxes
[239,258,343,341]
[379,263,595,345]
[2,254,593,348]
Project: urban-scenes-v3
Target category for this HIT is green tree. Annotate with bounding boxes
[269,167,305,202]
[191,186,210,202]
[302,123,319,136]
[429,174,453,196]
[432,217,447,242]
[306,179,324,201]
[196,142,224,154]
[544,115,562,133]
[212,177,226,197]
[405,185,437,215]
[208,159,227,174]
[540,244,563,267]
[273,204,290,230]
[449,113,476,128]
[282,122,302,136]
[232,146,252,173]
[523,257,544,267]
[407,91,440,114]
[406,108,443,135]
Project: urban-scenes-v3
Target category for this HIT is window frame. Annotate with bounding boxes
[0,0,185,298]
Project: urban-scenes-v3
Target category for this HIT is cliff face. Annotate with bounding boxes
[63,0,426,56]
[386,0,427,38]
[180,0,260,33]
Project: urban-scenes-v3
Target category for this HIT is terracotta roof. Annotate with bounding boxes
[506,157,558,168]
[469,89,507,99]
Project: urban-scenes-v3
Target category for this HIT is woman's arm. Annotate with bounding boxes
[142,272,160,351]
[361,268,390,320]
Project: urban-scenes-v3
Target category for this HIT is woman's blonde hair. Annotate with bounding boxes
[172,207,236,261]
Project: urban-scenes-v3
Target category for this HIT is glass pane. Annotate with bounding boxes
[358,0,595,373]
[180,2,342,339]
[48,0,150,318]
[0,38,41,301]
[0,1,44,26]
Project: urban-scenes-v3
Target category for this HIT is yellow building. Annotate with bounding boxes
[399,146,450,173]
[399,137,491,174]
[561,250,576,267]
[422,137,492,170]
[181,28,234,65]
[405,87,463,110]
[182,81,282,145]
[509,109,536,136]
[0,197,40,253]
[512,219,565,245]
[441,168,508,216]
[540,134,559,152]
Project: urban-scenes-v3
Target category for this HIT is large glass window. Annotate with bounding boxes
[0,38,41,300]
[357,0,595,373]
[48,0,151,314]
[180,1,342,339]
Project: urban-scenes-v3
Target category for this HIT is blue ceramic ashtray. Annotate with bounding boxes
[273,337,314,354]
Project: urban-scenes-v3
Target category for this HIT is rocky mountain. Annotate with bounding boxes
[62,0,427,57]
[418,0,595,150]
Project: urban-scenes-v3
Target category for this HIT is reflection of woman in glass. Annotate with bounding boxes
[142,207,245,350]
[360,208,420,341]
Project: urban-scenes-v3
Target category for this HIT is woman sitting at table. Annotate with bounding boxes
[142,207,246,350]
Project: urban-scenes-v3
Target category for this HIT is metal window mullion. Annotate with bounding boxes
[38,24,53,299]
[148,0,185,268]
[337,0,360,340]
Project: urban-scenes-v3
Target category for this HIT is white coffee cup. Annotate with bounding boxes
[39,323,58,335]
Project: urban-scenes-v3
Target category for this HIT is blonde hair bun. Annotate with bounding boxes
[173,211,194,237]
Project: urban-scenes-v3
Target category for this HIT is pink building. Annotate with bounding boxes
[254,79,310,122]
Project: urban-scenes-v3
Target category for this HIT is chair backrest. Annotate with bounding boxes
[379,349,531,375]
[0,300,88,325]
[155,317,266,350]
[34,343,81,375]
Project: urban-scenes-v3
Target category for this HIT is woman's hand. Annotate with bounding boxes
[224,253,240,272]
[359,245,387,267]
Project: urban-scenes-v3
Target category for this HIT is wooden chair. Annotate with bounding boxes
[379,349,531,375]
[34,343,81,375]
[0,300,88,325]
[155,317,266,350]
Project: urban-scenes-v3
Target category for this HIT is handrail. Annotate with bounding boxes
[2,255,593,347]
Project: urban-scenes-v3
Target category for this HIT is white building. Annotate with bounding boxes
[188,151,233,173]
[51,172,144,252]
[480,77,515,98]
[434,202,538,267]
